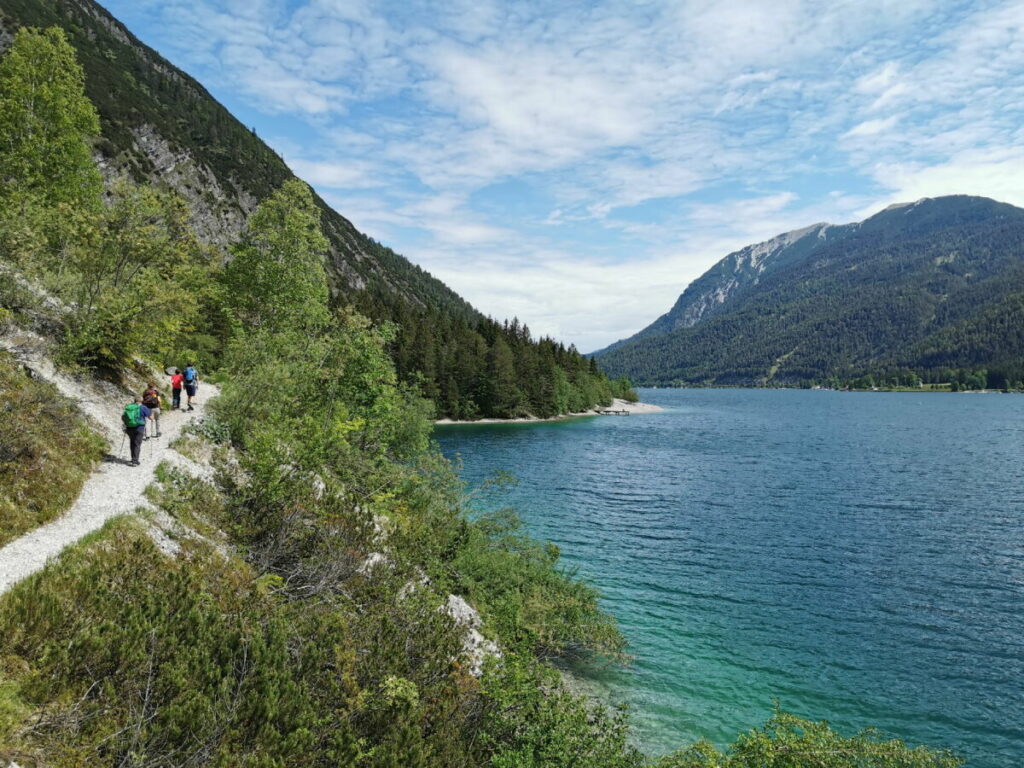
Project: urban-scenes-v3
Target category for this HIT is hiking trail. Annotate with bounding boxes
[0,332,218,594]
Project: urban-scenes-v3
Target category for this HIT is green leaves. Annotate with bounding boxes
[224,178,330,335]
[0,27,101,213]
[656,709,962,768]
[0,352,106,546]
[56,180,211,369]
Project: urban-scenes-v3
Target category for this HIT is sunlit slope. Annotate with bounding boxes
[595,196,1024,385]
[0,0,475,319]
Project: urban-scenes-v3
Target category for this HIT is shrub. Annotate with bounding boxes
[0,351,105,546]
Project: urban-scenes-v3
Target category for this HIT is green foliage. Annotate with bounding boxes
[0,519,330,765]
[444,509,626,660]
[479,656,642,768]
[224,178,330,334]
[0,25,102,284]
[0,26,101,213]
[655,709,962,768]
[0,351,105,546]
[55,180,216,369]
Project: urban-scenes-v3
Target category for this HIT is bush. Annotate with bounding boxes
[655,709,962,768]
[0,351,105,546]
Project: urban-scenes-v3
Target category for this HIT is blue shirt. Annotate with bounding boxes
[129,405,151,431]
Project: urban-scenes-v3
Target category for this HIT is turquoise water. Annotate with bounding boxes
[435,388,1024,767]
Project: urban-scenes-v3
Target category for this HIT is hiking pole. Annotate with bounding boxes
[119,431,126,459]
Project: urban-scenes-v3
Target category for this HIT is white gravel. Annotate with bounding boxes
[0,334,218,594]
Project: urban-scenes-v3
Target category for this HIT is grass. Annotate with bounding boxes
[0,351,107,546]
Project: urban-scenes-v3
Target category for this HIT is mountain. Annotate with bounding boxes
[0,0,634,418]
[0,0,474,319]
[594,196,1024,387]
[591,221,852,357]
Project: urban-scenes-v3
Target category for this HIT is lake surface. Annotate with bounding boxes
[435,388,1024,767]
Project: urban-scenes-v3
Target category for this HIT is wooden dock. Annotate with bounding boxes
[596,408,630,415]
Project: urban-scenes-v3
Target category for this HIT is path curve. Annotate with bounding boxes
[0,345,217,593]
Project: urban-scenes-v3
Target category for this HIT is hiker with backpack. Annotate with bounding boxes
[122,397,152,466]
[170,368,184,409]
[183,363,199,411]
[142,381,162,438]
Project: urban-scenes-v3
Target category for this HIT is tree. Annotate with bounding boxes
[224,178,330,334]
[59,181,206,368]
[481,336,521,417]
[0,27,101,213]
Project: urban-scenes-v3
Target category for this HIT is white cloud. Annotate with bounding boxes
[843,115,901,138]
[287,158,383,188]
[869,147,1024,210]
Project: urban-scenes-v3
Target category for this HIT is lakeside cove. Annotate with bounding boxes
[434,398,665,425]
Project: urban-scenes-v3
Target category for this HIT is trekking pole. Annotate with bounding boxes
[119,431,126,458]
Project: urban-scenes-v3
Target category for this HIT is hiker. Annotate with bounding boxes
[183,363,199,411]
[170,368,184,409]
[122,397,152,466]
[142,381,162,438]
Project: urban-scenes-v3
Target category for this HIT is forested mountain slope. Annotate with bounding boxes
[595,196,1024,387]
[0,0,628,417]
[0,0,472,316]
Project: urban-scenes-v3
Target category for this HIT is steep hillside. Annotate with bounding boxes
[592,222,849,357]
[0,0,474,318]
[595,196,1024,386]
[0,1,632,418]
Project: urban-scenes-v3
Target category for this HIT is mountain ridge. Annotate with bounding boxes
[594,195,1024,387]
[0,0,476,319]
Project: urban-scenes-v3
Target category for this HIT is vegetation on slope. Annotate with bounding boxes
[0,26,962,768]
[596,197,1024,389]
[0,350,105,546]
[0,0,632,418]
[386,304,636,419]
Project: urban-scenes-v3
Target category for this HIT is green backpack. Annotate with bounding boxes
[122,403,144,429]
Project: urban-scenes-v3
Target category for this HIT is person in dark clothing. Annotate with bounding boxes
[122,397,152,466]
[142,381,161,437]
[183,363,199,411]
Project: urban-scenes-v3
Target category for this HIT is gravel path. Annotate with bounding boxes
[0,335,218,594]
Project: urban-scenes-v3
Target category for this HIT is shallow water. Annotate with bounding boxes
[435,388,1024,767]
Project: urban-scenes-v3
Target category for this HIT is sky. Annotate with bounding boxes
[104,0,1024,352]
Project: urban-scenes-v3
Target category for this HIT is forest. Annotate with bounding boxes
[0,25,961,768]
[597,197,1024,389]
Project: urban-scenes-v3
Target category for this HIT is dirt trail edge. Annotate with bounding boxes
[0,343,218,594]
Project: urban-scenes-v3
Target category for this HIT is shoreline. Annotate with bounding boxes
[434,398,664,426]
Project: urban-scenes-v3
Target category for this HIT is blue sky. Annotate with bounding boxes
[105,0,1024,351]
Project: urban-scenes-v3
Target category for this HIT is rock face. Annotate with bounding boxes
[118,125,257,248]
[0,0,474,318]
[443,594,501,677]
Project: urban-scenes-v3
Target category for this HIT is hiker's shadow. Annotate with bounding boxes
[102,453,135,467]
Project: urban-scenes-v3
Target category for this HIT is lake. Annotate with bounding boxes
[434,388,1024,767]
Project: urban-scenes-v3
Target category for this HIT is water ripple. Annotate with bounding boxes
[436,389,1024,767]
